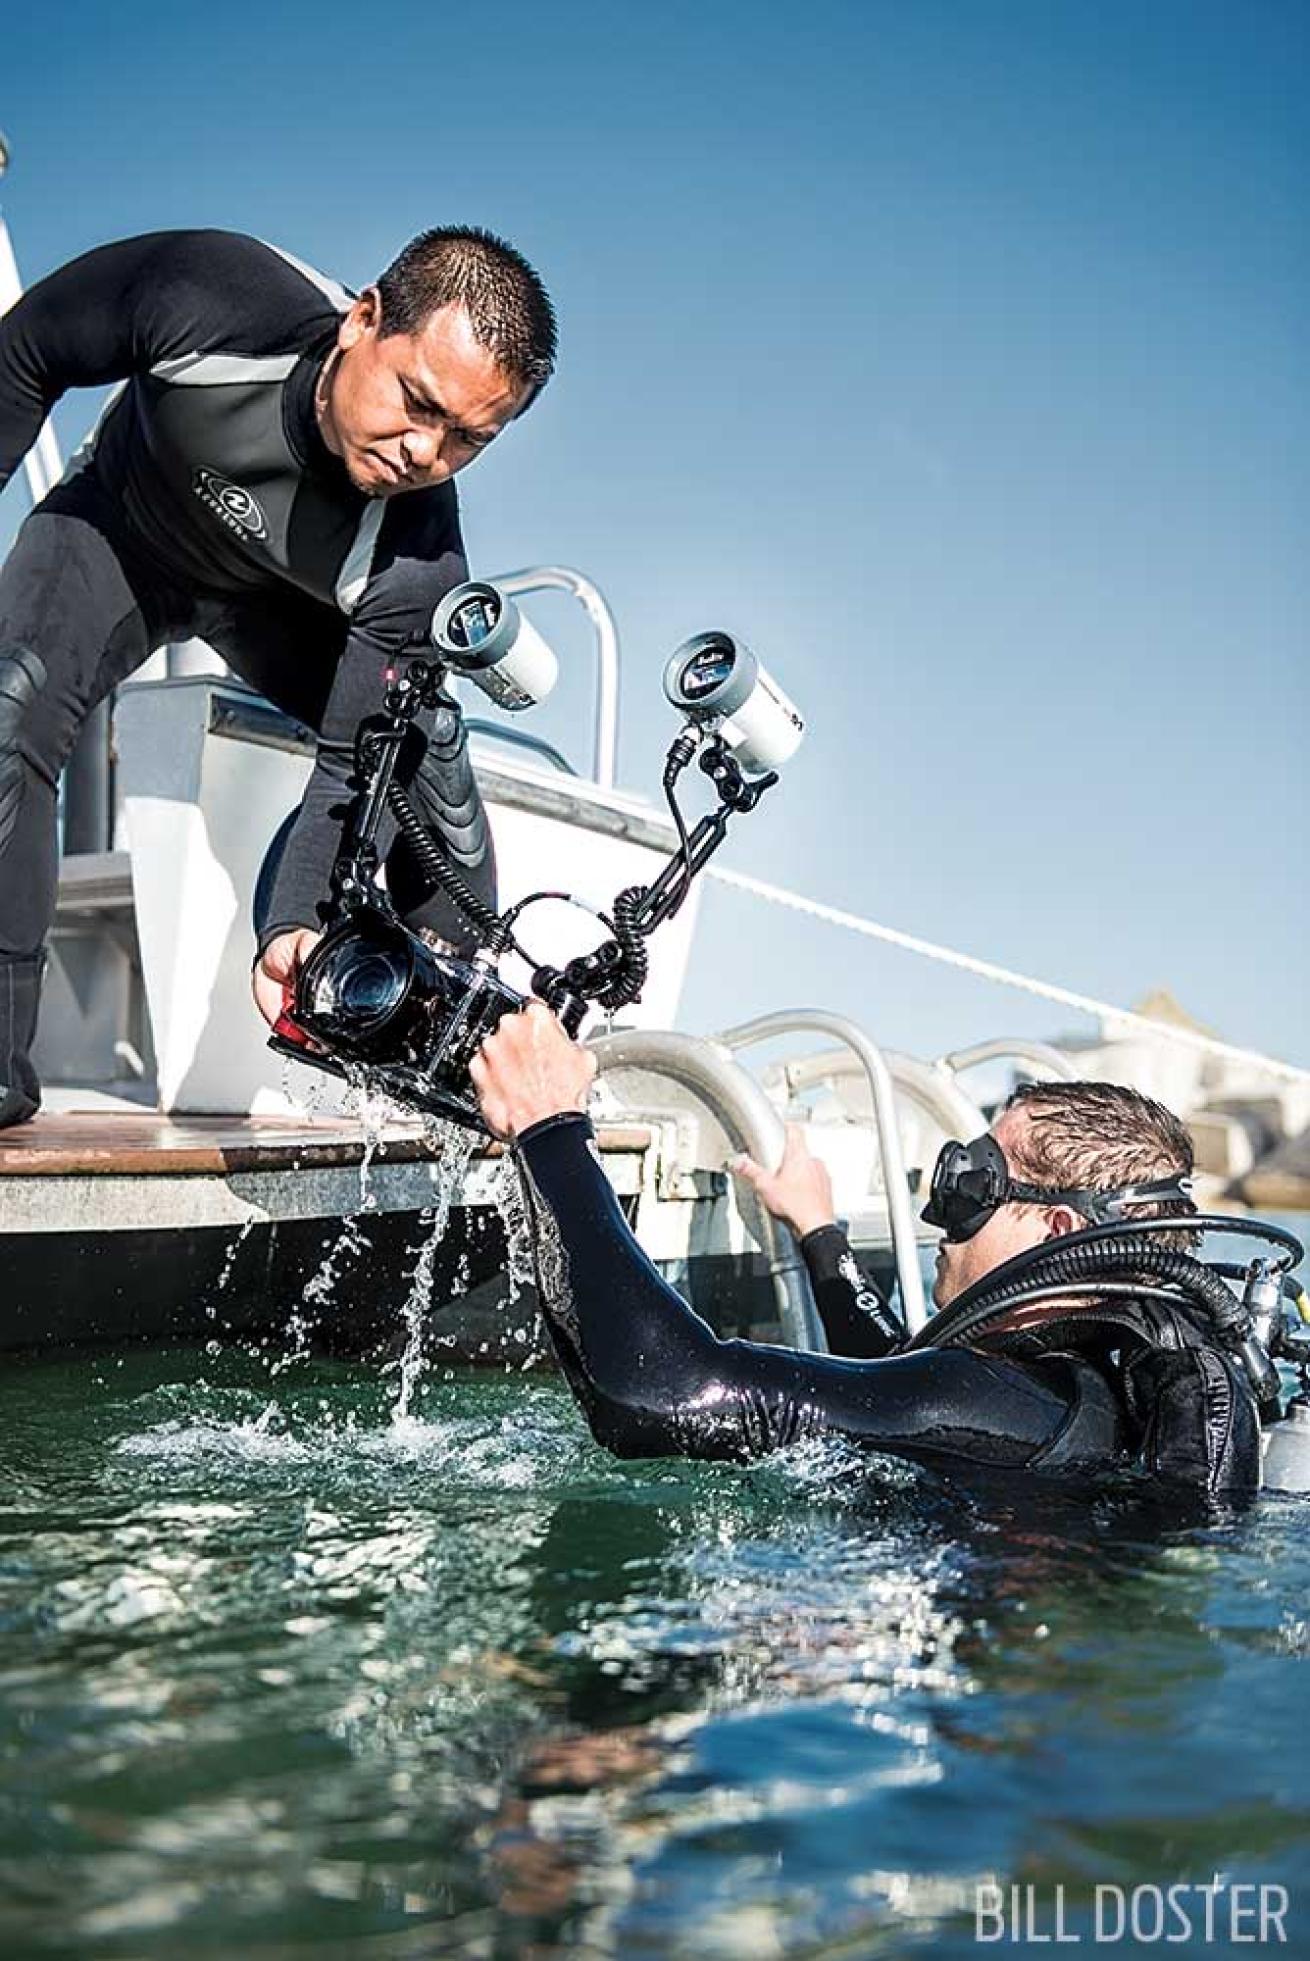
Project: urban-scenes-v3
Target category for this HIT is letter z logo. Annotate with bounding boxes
[192,467,269,542]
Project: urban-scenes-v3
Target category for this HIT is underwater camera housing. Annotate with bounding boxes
[268,594,801,1127]
[271,909,531,1123]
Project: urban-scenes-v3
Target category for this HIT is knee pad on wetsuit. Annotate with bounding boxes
[387,707,497,945]
[0,646,48,861]
[409,702,492,872]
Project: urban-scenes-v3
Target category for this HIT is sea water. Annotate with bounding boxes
[2,1332,1308,1959]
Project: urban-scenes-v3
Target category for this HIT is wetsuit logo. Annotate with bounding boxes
[192,467,269,542]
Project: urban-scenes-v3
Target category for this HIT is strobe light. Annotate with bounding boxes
[662,631,805,774]
[431,581,558,712]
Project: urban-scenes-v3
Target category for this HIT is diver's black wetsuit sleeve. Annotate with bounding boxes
[800,1225,903,1358]
[0,231,325,490]
[515,1113,1101,1472]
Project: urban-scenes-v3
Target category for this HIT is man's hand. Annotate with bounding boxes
[470,1001,597,1141]
[731,1123,837,1239]
[252,928,323,1028]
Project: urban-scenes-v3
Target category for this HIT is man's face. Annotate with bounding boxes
[319,292,531,498]
[931,1109,1073,1308]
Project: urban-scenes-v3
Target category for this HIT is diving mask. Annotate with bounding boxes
[921,1133,1194,1244]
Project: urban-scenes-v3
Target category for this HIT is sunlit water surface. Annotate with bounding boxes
[2,1343,1308,1959]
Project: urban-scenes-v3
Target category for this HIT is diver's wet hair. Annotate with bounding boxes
[375,227,557,395]
[1000,1080,1197,1238]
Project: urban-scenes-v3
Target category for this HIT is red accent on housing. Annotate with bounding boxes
[273,1010,313,1048]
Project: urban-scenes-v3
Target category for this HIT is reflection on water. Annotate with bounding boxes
[1,1346,1308,1958]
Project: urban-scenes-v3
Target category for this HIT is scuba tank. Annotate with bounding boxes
[1263,1398,1310,1495]
[1259,1269,1310,1494]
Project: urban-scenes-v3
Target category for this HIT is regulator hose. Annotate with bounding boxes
[386,780,509,951]
[909,1233,1243,1355]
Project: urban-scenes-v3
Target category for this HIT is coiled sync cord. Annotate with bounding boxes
[386,780,516,957]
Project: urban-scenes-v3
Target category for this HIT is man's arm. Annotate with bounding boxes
[732,1128,903,1358]
[0,230,328,491]
[472,1010,1081,1471]
[797,1226,904,1358]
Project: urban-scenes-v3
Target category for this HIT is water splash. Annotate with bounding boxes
[269,1058,496,1386]
[270,1067,424,1369]
[490,1151,537,1306]
[280,1050,330,1117]
[390,1121,478,1421]
[343,1065,399,1212]
[272,1215,374,1375]
[210,1216,257,1316]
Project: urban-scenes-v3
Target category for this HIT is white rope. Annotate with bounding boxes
[706,864,1310,1088]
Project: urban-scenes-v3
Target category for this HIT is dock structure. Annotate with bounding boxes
[1242,1128,1310,1213]
[0,1110,805,1359]
[0,1113,654,1359]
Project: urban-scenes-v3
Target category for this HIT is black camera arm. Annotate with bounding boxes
[328,662,442,917]
[529,739,778,1025]
[327,658,777,1028]
[330,659,511,952]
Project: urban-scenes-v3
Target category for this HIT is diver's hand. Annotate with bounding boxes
[470,1001,597,1141]
[731,1123,836,1239]
[252,928,322,1028]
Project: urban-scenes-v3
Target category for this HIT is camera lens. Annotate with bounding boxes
[339,950,408,1020]
[311,939,411,1032]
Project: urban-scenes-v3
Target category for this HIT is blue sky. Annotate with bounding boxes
[2,0,1305,1066]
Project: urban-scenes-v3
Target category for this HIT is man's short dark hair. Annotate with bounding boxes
[1000,1080,1196,1230]
[375,227,557,395]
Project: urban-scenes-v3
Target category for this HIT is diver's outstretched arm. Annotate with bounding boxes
[516,1113,1091,1471]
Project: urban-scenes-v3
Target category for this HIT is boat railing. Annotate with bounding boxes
[465,720,578,776]
[204,682,580,779]
[492,566,621,789]
[937,1038,1079,1085]
[714,1010,931,1336]
[587,1027,826,1352]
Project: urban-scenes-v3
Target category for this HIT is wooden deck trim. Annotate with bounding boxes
[0,1112,653,1178]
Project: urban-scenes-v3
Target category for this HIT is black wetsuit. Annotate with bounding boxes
[0,230,495,1121]
[516,1113,1262,1497]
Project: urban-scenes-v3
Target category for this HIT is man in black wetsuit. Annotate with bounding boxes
[0,225,556,1125]
[470,1007,1261,1498]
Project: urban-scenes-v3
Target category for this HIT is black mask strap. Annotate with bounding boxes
[1008,1174,1195,1223]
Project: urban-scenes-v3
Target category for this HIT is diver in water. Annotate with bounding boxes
[470,1005,1263,1498]
[0,225,556,1126]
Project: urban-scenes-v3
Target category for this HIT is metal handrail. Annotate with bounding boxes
[775,1044,988,1136]
[716,1010,931,1335]
[492,566,620,789]
[939,1038,1078,1084]
[463,718,577,776]
[587,1028,826,1352]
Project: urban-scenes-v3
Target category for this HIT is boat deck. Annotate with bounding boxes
[0,1108,659,1357]
[0,1110,650,1178]
[0,1106,653,1233]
